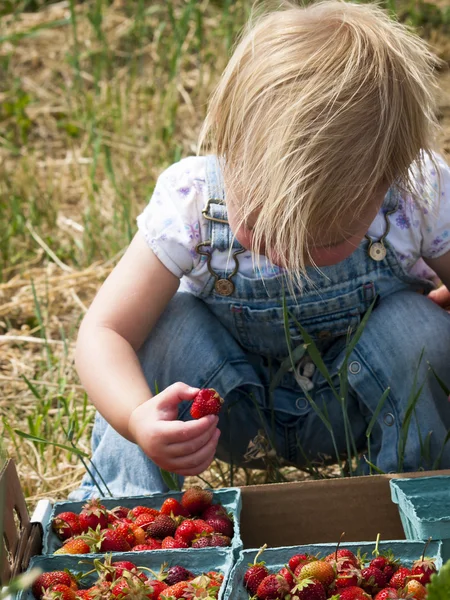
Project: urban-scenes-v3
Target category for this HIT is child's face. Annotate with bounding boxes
[227,183,389,268]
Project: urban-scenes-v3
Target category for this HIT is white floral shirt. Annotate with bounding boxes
[137,154,450,293]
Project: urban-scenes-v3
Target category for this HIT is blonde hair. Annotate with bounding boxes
[199,0,441,282]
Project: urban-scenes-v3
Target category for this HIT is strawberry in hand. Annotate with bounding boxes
[190,389,224,419]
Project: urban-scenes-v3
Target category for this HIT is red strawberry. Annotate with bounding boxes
[75,591,93,599]
[191,536,211,548]
[325,549,359,568]
[108,506,129,520]
[161,536,188,549]
[134,513,157,529]
[79,499,108,532]
[42,584,77,600]
[145,580,168,600]
[256,574,290,599]
[373,589,402,600]
[370,553,400,582]
[298,560,335,587]
[360,566,386,595]
[129,506,160,519]
[159,581,189,599]
[289,553,313,572]
[111,577,153,598]
[52,512,82,541]
[201,504,228,520]
[337,587,371,599]
[278,567,294,588]
[165,566,194,586]
[146,514,176,539]
[244,562,269,595]
[32,572,74,599]
[128,523,146,546]
[334,567,361,589]
[175,520,198,544]
[160,498,190,517]
[205,516,234,538]
[192,519,214,535]
[292,578,326,600]
[190,388,224,419]
[181,487,213,515]
[411,556,437,585]
[389,567,412,589]
[103,561,138,582]
[132,543,162,551]
[100,529,131,552]
[54,538,91,555]
[209,533,231,547]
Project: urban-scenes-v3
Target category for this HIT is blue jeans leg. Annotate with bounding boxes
[69,293,266,500]
[348,290,450,473]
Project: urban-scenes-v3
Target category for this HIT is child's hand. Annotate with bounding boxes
[128,382,221,476]
[429,285,450,310]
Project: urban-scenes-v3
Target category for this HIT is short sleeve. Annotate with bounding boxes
[420,154,450,260]
[136,158,205,278]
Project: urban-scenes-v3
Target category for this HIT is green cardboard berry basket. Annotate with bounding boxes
[15,547,233,600]
[390,476,450,563]
[42,488,242,558]
[223,540,443,600]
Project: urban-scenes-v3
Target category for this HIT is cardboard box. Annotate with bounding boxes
[239,469,450,549]
[0,460,43,587]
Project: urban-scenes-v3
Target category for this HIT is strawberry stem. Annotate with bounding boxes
[372,533,381,557]
[335,532,345,563]
[421,536,432,562]
[254,544,268,565]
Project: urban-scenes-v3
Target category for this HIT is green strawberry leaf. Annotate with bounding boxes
[160,468,181,491]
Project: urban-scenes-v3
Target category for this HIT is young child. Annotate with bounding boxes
[71,0,450,499]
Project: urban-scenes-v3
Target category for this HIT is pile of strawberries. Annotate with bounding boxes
[51,487,233,554]
[31,556,224,600]
[243,545,436,599]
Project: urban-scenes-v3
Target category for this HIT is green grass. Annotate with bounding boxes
[0,0,449,504]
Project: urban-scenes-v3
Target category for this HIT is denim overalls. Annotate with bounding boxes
[71,156,450,499]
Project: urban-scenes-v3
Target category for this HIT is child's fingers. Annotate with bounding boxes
[154,382,199,419]
[429,285,450,308]
[169,429,220,475]
[162,414,218,444]
[165,423,219,458]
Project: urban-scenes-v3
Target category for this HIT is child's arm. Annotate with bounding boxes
[75,232,220,476]
[426,252,450,309]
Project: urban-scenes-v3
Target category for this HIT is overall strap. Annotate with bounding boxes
[204,155,244,252]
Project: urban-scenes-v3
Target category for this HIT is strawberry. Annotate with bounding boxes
[100,529,131,552]
[129,506,160,519]
[298,560,335,587]
[145,580,168,600]
[191,536,212,548]
[161,536,189,549]
[360,566,386,595]
[42,584,77,600]
[192,519,214,535]
[277,567,294,588]
[292,578,327,600]
[209,533,231,547]
[181,487,213,515]
[201,504,228,521]
[190,388,224,419]
[160,498,190,518]
[165,566,194,586]
[79,499,109,532]
[326,550,359,568]
[411,556,437,585]
[405,579,427,599]
[111,576,153,598]
[33,572,74,599]
[175,520,198,544]
[131,543,162,551]
[159,581,189,599]
[108,506,129,520]
[256,574,291,599]
[373,589,402,600]
[244,556,269,595]
[389,567,412,589]
[335,587,371,599]
[54,538,91,555]
[334,567,361,589]
[103,561,138,582]
[146,514,177,539]
[75,591,93,599]
[205,516,233,538]
[128,523,146,546]
[52,512,82,541]
[289,554,314,572]
[133,513,157,530]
